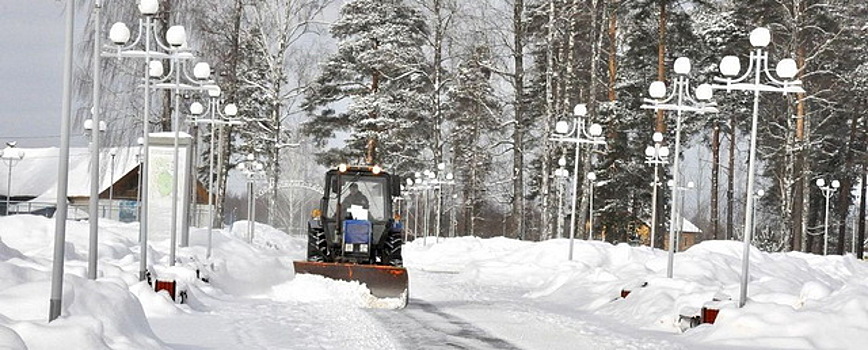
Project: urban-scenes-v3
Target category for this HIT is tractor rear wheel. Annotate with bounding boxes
[382,230,403,267]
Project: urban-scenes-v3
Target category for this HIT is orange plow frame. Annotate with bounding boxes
[293,261,409,300]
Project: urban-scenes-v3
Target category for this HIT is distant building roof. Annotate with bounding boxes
[0,147,140,202]
[680,218,701,233]
[641,217,702,233]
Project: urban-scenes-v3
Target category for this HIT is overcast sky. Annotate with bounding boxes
[0,1,87,149]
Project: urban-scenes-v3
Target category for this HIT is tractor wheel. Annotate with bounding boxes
[382,230,403,267]
[307,228,328,262]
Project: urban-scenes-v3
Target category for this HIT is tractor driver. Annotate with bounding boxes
[342,182,369,213]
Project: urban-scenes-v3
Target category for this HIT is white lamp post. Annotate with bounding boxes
[109,6,216,266]
[641,57,717,278]
[753,189,765,242]
[413,172,428,241]
[816,179,840,256]
[84,116,108,275]
[549,103,605,260]
[50,0,76,323]
[424,170,435,244]
[644,132,669,248]
[437,163,445,241]
[553,156,569,239]
[404,178,414,242]
[676,180,695,250]
[104,0,170,281]
[136,136,144,236]
[237,154,264,243]
[586,171,598,240]
[150,54,215,262]
[108,149,116,219]
[712,27,804,308]
[1,143,25,216]
[188,88,242,258]
[87,0,108,282]
[449,178,457,238]
[428,163,455,243]
[665,179,695,251]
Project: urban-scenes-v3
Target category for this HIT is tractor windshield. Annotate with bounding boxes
[327,176,387,221]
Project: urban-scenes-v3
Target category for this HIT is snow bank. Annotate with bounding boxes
[0,214,322,348]
[177,221,301,296]
[0,215,166,349]
[405,236,868,349]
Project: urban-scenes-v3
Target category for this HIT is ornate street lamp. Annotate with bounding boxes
[1,143,25,216]
[148,41,215,259]
[712,27,804,308]
[644,132,669,248]
[642,57,717,278]
[188,90,242,258]
[237,154,264,243]
[667,179,695,251]
[586,171,598,240]
[549,104,605,260]
[553,157,569,239]
[427,163,455,243]
[104,0,171,280]
[752,189,765,244]
[816,179,839,256]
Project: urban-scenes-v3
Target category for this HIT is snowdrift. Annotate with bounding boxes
[2,212,867,349]
[404,236,868,349]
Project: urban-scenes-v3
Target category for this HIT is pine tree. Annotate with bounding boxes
[590,0,710,244]
[445,46,501,237]
[729,0,856,253]
[302,0,431,175]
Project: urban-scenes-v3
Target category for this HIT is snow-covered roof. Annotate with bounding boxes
[0,147,140,201]
[681,218,701,233]
[642,217,702,233]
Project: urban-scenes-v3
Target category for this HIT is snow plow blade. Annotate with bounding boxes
[293,261,409,300]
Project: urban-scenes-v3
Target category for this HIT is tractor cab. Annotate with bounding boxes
[319,165,401,263]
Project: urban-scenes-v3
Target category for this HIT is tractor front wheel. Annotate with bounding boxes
[307,227,328,262]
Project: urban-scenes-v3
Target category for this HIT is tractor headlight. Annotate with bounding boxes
[359,244,368,253]
[345,243,353,252]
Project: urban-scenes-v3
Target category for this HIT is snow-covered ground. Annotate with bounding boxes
[0,214,866,349]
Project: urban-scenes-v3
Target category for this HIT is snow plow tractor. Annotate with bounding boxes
[293,165,408,306]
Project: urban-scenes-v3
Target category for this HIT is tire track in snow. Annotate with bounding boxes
[367,299,524,350]
[378,269,689,350]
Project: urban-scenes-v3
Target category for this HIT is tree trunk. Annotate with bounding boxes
[541,0,557,241]
[727,112,736,240]
[711,123,720,240]
[216,0,245,226]
[791,46,807,252]
[858,169,866,259]
[577,0,604,240]
[270,104,281,226]
[835,113,858,254]
[655,0,667,132]
[512,0,525,239]
[607,0,618,102]
[366,68,380,165]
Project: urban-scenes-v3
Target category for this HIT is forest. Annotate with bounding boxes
[79,0,868,256]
